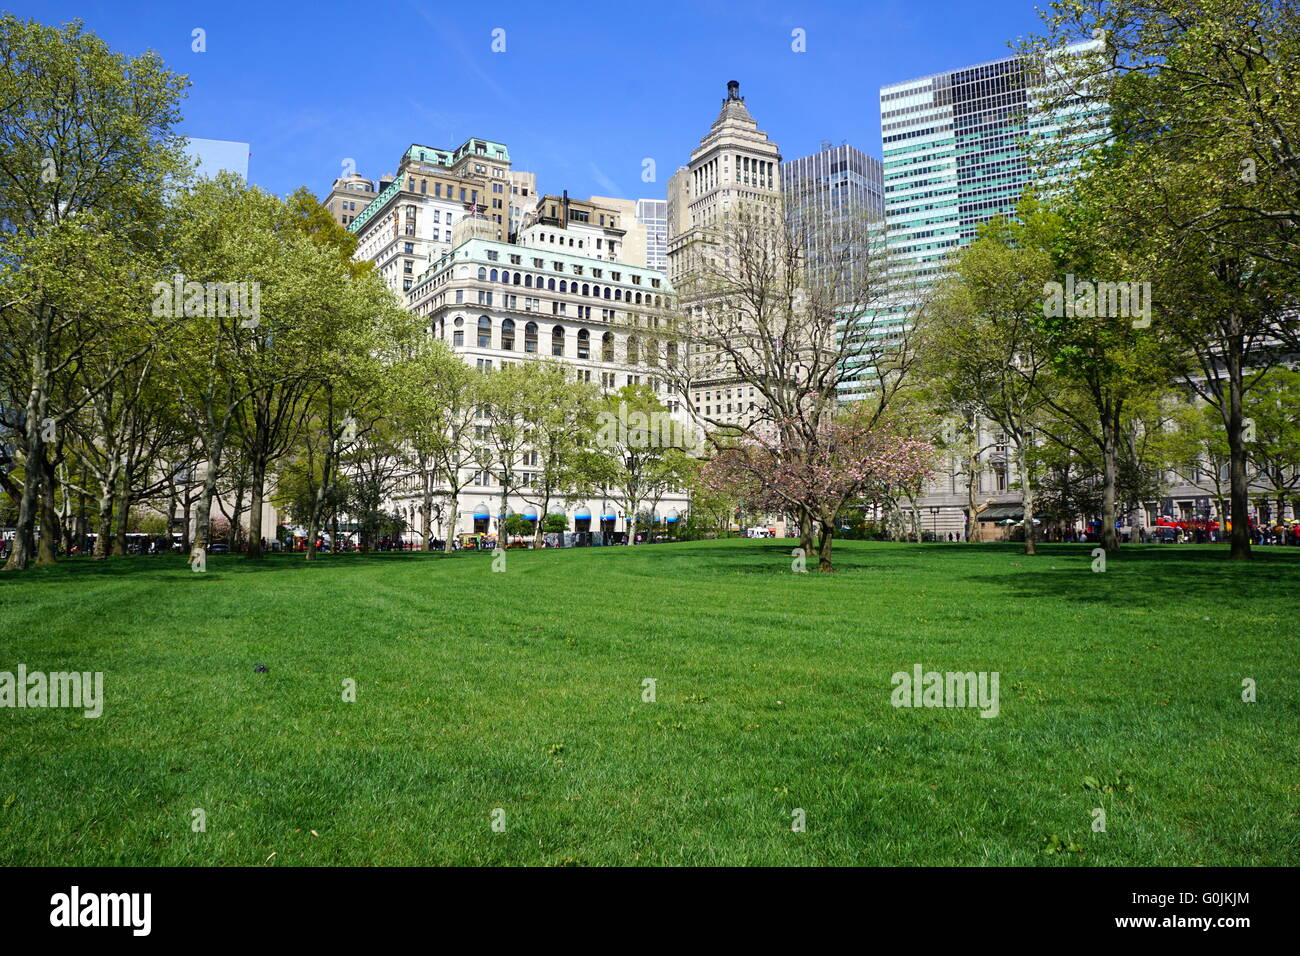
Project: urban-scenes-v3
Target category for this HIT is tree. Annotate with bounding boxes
[919,207,1058,554]
[1245,367,1300,521]
[1026,0,1300,558]
[591,385,694,546]
[0,15,188,569]
[703,405,934,572]
[516,361,602,548]
[664,200,922,557]
[390,336,482,553]
[478,362,543,541]
[340,417,409,552]
[1026,0,1300,286]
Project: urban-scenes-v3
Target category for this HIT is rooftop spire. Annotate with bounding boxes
[726,80,741,101]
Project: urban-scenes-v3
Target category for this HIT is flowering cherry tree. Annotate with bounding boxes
[704,412,934,572]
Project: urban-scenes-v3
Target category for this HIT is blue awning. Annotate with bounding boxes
[574,507,591,519]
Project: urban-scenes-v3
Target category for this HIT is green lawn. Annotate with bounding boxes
[0,539,1296,866]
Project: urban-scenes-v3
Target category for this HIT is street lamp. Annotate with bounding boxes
[928,506,940,539]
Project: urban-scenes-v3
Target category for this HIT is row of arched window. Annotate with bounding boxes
[475,267,664,306]
[437,316,678,365]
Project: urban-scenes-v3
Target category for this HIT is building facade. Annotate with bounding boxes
[636,198,668,273]
[346,137,522,294]
[879,39,1105,290]
[401,227,691,538]
[336,139,693,542]
[324,173,377,228]
[879,43,1112,537]
[780,142,884,276]
[520,192,631,262]
[667,80,784,432]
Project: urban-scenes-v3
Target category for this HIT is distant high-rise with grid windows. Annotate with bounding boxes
[879,39,1105,291]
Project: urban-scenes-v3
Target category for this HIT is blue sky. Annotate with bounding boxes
[8,0,1048,201]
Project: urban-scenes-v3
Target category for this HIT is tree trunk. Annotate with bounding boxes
[36,454,59,565]
[966,452,980,543]
[180,492,192,553]
[57,464,74,554]
[816,520,835,573]
[246,456,266,559]
[444,493,457,553]
[305,446,334,563]
[112,464,130,556]
[4,360,47,571]
[74,479,88,554]
[1019,442,1037,556]
[227,481,245,551]
[1225,380,1252,559]
[191,456,222,562]
[798,506,814,558]
[92,457,119,561]
[1101,423,1120,553]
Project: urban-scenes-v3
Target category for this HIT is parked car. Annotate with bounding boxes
[206,542,230,554]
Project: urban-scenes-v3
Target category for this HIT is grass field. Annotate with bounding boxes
[0,539,1296,866]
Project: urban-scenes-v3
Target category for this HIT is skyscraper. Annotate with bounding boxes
[879,39,1104,290]
[781,142,884,289]
[877,40,1107,536]
[666,80,782,291]
[666,80,784,432]
[636,199,668,273]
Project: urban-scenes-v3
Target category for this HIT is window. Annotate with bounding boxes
[577,329,590,360]
[525,322,538,353]
[453,330,464,346]
[552,325,565,356]
[478,315,491,348]
[501,318,515,351]
[602,332,614,362]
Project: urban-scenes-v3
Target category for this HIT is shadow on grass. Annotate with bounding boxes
[0,549,476,587]
[962,543,1300,609]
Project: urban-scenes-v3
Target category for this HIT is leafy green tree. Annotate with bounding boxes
[516,361,603,548]
[389,337,483,552]
[919,206,1058,554]
[595,385,700,547]
[1026,0,1300,558]
[1245,368,1300,520]
[0,15,188,568]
